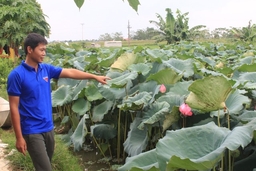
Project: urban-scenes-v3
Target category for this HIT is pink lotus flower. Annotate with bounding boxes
[159,84,166,93]
[179,103,193,116]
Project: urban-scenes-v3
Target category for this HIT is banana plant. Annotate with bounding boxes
[231,20,256,41]
[149,8,206,44]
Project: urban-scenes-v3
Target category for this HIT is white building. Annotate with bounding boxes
[104,41,122,47]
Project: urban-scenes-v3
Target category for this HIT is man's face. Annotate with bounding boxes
[28,43,46,63]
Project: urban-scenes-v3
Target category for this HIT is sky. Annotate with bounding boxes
[36,0,256,41]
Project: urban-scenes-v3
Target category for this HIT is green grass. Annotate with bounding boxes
[0,84,8,100]
[0,128,83,171]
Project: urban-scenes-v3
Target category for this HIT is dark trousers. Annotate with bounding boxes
[23,130,55,171]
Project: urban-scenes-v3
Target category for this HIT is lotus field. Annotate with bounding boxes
[46,41,256,171]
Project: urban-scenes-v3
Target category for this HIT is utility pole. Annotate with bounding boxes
[127,20,131,46]
[81,23,84,41]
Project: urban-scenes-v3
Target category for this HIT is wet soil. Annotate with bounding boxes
[72,143,124,171]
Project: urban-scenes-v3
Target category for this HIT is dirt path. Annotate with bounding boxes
[0,139,12,171]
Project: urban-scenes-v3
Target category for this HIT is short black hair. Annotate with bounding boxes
[24,33,48,55]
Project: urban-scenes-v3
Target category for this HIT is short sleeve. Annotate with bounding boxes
[7,71,22,96]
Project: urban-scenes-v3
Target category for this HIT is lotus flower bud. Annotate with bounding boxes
[159,84,166,93]
[179,103,193,116]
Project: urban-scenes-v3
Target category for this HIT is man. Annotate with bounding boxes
[7,33,110,171]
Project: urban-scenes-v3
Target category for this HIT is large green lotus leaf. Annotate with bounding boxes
[169,81,192,96]
[57,78,80,87]
[84,53,98,63]
[194,54,216,67]
[118,92,152,111]
[238,72,256,89]
[91,124,117,141]
[138,81,158,103]
[215,67,234,77]
[75,50,90,57]
[231,70,241,81]
[163,58,194,78]
[84,82,103,101]
[73,60,86,71]
[119,119,256,171]
[70,114,88,151]
[98,86,126,101]
[146,68,182,85]
[236,72,256,89]
[134,54,147,65]
[210,89,251,117]
[138,101,170,130]
[110,53,137,71]
[238,110,256,122]
[97,49,121,67]
[92,100,114,122]
[159,121,256,171]
[216,50,228,57]
[123,117,149,157]
[157,122,228,171]
[147,62,166,75]
[166,156,217,171]
[237,63,256,72]
[118,149,159,171]
[60,45,76,54]
[106,70,124,78]
[238,56,254,65]
[107,71,138,88]
[72,98,91,116]
[133,46,144,53]
[238,72,256,83]
[220,119,256,150]
[176,53,193,60]
[200,68,223,76]
[244,82,256,89]
[186,76,234,112]
[68,56,86,69]
[193,60,204,71]
[138,81,158,94]
[162,106,180,131]
[157,94,182,110]
[52,85,73,107]
[128,63,152,76]
[145,49,169,63]
[72,80,87,100]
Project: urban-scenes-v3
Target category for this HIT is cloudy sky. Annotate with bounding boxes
[36,0,256,41]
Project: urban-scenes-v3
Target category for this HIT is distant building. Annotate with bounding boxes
[104,41,122,47]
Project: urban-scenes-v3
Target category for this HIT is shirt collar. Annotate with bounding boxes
[21,61,42,71]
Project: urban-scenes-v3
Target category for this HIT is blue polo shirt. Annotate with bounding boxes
[7,61,62,135]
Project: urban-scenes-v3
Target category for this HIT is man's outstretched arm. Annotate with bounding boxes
[59,68,110,84]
